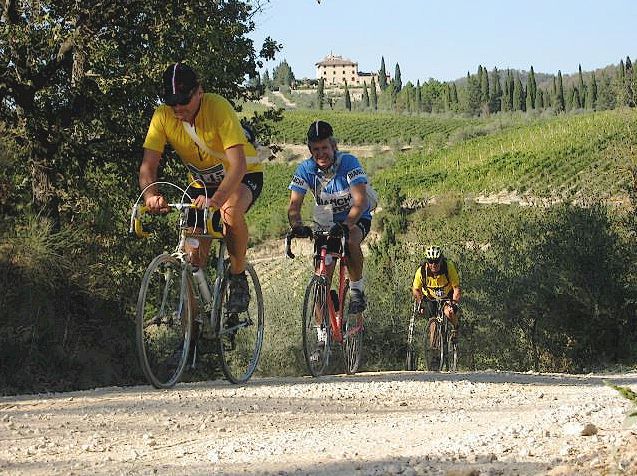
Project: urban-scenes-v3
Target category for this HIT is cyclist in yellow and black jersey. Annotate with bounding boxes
[411,246,462,342]
[139,63,263,314]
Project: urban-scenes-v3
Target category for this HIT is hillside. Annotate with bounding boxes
[375,109,637,205]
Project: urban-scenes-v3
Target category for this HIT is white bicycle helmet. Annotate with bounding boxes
[425,246,443,262]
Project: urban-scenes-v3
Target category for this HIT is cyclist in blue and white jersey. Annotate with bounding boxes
[287,120,372,314]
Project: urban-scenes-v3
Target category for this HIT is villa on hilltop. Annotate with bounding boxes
[315,53,388,88]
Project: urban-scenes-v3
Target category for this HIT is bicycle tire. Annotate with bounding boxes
[341,285,363,374]
[302,276,331,377]
[217,262,265,384]
[406,301,419,371]
[447,330,458,372]
[136,253,192,389]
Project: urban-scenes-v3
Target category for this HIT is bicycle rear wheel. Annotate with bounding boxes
[427,319,445,372]
[302,277,331,377]
[136,254,192,389]
[342,286,363,374]
[217,262,265,384]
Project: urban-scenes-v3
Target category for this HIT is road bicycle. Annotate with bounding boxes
[285,227,364,376]
[406,294,457,372]
[130,182,264,387]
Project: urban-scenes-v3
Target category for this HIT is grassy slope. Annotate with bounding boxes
[375,109,637,202]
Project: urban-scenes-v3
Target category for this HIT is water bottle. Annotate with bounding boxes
[192,268,212,302]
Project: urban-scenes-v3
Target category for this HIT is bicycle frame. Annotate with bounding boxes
[131,201,225,337]
[315,239,349,344]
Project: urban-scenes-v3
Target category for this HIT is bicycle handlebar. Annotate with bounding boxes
[129,203,219,239]
[284,228,347,260]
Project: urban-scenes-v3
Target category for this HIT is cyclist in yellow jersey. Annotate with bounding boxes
[139,63,263,313]
[412,246,462,346]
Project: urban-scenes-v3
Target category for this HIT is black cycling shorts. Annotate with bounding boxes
[186,172,263,229]
[314,217,372,256]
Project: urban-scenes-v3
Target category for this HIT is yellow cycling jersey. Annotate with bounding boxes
[143,93,262,187]
[412,259,460,299]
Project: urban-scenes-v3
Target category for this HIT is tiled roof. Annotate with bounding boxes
[316,54,357,67]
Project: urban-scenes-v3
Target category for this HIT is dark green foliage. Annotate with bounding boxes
[272,59,296,88]
[344,81,352,111]
[370,77,378,110]
[317,78,325,110]
[394,63,402,93]
[362,83,370,108]
[557,70,566,112]
[379,57,388,90]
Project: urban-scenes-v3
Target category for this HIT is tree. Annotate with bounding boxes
[362,82,370,109]
[513,74,525,111]
[344,80,351,111]
[0,0,280,226]
[393,63,402,92]
[490,67,502,112]
[465,72,482,116]
[317,77,325,110]
[272,59,295,88]
[378,56,388,90]
[262,69,272,90]
[556,70,566,112]
[577,64,586,109]
[586,72,597,110]
[416,80,422,112]
[528,66,537,110]
[370,77,378,110]
[479,65,490,107]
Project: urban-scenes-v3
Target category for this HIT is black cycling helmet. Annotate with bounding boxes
[307,120,333,142]
[162,63,199,106]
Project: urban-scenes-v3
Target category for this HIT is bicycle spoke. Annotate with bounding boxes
[302,277,331,377]
[217,263,264,384]
[136,254,192,389]
[342,288,363,374]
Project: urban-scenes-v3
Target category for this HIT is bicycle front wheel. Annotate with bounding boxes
[446,330,458,372]
[302,276,331,377]
[342,286,363,374]
[136,254,192,389]
[405,302,419,371]
[217,262,265,384]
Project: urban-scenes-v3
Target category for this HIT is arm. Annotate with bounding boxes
[452,286,462,304]
[288,190,305,227]
[139,148,168,212]
[196,144,247,209]
[344,182,368,229]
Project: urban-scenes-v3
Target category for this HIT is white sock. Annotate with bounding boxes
[350,278,364,292]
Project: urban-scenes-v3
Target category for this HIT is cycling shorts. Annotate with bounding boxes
[314,217,372,257]
[186,172,263,228]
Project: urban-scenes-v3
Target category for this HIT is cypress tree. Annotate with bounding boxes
[451,82,459,111]
[344,80,351,111]
[362,82,370,108]
[625,56,635,107]
[502,71,510,112]
[370,77,378,110]
[536,89,544,109]
[577,64,586,109]
[393,63,402,92]
[528,66,537,109]
[586,72,597,109]
[480,65,490,108]
[317,77,325,110]
[572,87,581,109]
[556,70,565,112]
[490,67,502,112]
[513,73,526,111]
[465,72,482,115]
[379,57,388,90]
[416,79,422,112]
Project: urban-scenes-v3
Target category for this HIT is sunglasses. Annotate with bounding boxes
[164,87,197,107]
[427,259,442,265]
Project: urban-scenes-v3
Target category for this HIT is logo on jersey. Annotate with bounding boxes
[347,167,365,182]
[186,163,225,185]
[290,175,309,191]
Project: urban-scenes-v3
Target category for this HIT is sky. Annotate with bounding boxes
[249,0,637,83]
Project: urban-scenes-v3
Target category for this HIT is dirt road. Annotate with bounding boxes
[1,371,636,475]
